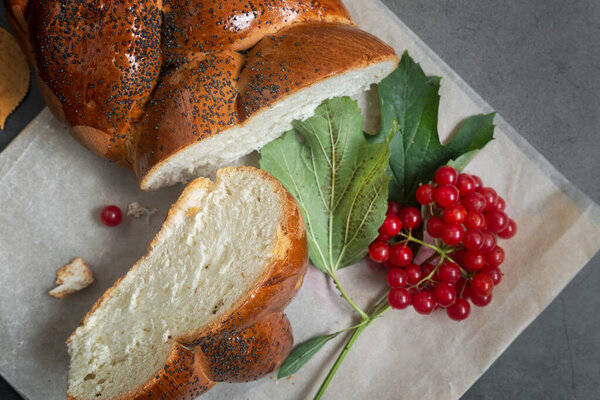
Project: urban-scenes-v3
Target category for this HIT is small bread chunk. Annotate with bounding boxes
[49,258,94,299]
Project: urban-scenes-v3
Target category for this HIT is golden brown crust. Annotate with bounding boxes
[28,0,163,158]
[162,0,353,64]
[238,22,398,119]
[67,167,308,399]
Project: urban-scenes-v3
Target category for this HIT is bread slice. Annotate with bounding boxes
[137,23,398,190]
[66,167,308,399]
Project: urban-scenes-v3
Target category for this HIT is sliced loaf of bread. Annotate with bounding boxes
[67,167,308,399]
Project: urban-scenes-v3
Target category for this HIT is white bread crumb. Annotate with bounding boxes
[49,258,94,299]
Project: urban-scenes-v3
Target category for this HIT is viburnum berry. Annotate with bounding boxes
[477,187,499,210]
[439,261,461,283]
[464,211,485,230]
[416,184,435,205]
[389,243,413,267]
[434,185,459,208]
[400,207,423,230]
[470,291,493,307]
[486,246,505,267]
[426,216,445,238]
[471,273,494,297]
[441,224,464,246]
[462,192,486,212]
[494,197,506,211]
[485,210,509,233]
[456,174,476,195]
[405,263,423,285]
[376,233,393,242]
[447,298,471,321]
[497,218,517,239]
[368,241,390,263]
[387,201,403,216]
[433,283,457,307]
[463,250,486,271]
[379,214,402,237]
[386,268,407,288]
[413,291,435,315]
[463,229,484,251]
[480,230,497,253]
[482,265,503,285]
[471,175,483,189]
[388,288,411,309]
[443,204,467,225]
[434,166,458,186]
[100,205,123,227]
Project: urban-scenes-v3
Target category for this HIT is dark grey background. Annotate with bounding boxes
[1,0,598,398]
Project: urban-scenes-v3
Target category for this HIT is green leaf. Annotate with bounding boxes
[447,149,480,172]
[277,333,338,379]
[260,97,390,273]
[376,52,495,205]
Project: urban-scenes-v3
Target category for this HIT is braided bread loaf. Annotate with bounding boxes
[6,0,398,189]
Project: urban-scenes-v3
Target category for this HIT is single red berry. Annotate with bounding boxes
[463,250,486,271]
[456,174,476,196]
[388,288,412,309]
[494,197,506,211]
[443,204,467,224]
[477,187,499,210]
[471,175,483,189]
[486,246,505,267]
[389,243,414,267]
[447,298,471,321]
[100,205,123,227]
[462,192,486,212]
[387,201,403,216]
[471,273,494,297]
[376,233,393,242]
[439,261,461,283]
[480,230,497,253]
[470,291,493,307]
[422,263,436,278]
[452,249,466,266]
[435,166,458,186]
[464,211,485,230]
[386,268,407,288]
[485,210,509,233]
[416,184,435,205]
[482,266,503,286]
[433,282,457,307]
[498,218,517,239]
[400,207,423,230]
[383,258,396,269]
[426,216,445,238]
[463,229,485,251]
[434,185,460,208]
[441,223,464,246]
[379,214,402,237]
[413,291,436,314]
[405,263,423,285]
[368,241,390,263]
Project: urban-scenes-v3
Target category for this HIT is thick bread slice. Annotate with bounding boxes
[138,23,398,190]
[67,167,308,400]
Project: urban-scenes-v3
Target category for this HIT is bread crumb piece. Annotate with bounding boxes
[49,258,94,299]
[127,201,159,224]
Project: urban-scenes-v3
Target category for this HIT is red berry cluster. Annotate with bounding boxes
[368,166,517,321]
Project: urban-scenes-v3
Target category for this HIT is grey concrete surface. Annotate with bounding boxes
[1,1,598,399]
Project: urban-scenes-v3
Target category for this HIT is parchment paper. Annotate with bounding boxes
[1,1,599,399]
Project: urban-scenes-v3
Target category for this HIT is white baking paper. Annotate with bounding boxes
[1,1,599,399]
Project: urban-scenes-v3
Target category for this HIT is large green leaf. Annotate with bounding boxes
[260,97,390,273]
[374,52,495,205]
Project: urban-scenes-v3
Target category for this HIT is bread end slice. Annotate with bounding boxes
[66,167,308,399]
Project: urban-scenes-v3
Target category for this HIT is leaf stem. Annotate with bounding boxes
[331,272,369,320]
[313,323,368,400]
